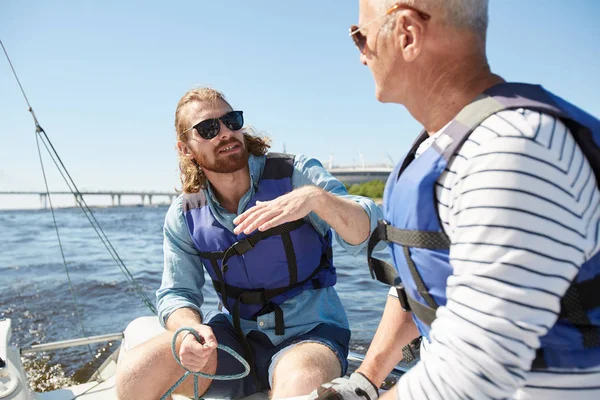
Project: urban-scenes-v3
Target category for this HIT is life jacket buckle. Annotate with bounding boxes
[239,292,266,304]
[395,283,411,312]
[232,238,254,255]
[376,219,390,241]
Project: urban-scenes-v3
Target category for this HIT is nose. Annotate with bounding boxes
[214,120,232,141]
[360,52,368,66]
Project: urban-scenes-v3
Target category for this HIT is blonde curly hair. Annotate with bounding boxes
[175,87,271,193]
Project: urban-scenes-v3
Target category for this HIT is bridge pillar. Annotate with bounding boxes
[169,195,174,203]
[40,194,47,209]
[111,194,116,206]
[148,195,153,205]
[118,194,122,206]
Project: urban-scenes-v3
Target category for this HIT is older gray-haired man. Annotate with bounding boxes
[311,0,600,399]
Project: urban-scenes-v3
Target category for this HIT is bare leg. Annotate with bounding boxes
[270,342,342,399]
[115,330,217,400]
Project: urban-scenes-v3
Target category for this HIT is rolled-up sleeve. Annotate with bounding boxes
[291,154,383,256]
[156,196,206,327]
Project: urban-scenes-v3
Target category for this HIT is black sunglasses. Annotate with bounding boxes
[186,111,244,140]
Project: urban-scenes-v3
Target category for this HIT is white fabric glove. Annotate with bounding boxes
[309,372,379,400]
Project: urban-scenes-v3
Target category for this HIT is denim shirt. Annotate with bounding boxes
[156,154,382,345]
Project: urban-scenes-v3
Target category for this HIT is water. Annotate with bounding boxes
[0,205,392,391]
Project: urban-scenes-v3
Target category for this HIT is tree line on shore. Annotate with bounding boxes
[344,180,385,199]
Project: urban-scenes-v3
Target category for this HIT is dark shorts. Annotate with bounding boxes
[202,310,351,399]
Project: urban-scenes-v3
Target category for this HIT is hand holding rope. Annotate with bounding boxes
[160,327,250,400]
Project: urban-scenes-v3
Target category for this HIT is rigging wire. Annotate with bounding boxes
[34,131,95,360]
[1,40,157,321]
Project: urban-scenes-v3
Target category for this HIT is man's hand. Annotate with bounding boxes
[308,372,379,400]
[178,324,218,372]
[233,186,322,234]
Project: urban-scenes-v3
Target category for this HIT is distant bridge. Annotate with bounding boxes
[0,190,177,209]
[327,166,393,185]
[0,167,393,208]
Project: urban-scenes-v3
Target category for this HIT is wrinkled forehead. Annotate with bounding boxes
[183,98,233,128]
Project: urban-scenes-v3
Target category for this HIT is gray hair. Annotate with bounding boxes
[378,0,489,36]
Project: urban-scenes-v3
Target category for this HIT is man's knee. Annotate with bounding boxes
[272,342,342,389]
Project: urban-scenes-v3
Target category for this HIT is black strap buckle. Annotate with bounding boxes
[239,292,266,304]
[395,284,411,312]
[376,219,389,241]
[367,220,390,280]
[232,238,254,255]
[401,336,422,363]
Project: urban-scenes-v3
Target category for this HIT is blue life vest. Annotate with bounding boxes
[368,83,600,369]
[182,153,336,336]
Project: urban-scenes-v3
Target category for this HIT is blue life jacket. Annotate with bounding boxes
[182,153,336,336]
[368,83,600,369]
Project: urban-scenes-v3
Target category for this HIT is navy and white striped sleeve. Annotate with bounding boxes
[396,109,600,399]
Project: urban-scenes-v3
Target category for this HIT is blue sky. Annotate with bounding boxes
[1,0,599,209]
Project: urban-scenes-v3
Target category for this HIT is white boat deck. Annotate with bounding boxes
[2,317,402,400]
[33,353,273,400]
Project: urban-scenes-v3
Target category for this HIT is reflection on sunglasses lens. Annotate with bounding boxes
[356,33,366,51]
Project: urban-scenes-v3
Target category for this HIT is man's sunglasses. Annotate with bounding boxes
[349,3,431,53]
[184,111,244,140]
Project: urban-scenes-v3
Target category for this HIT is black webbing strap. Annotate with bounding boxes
[567,274,600,315]
[197,250,225,260]
[209,259,228,305]
[211,241,332,340]
[367,221,400,285]
[201,219,305,338]
[230,295,260,387]
[220,219,305,269]
[274,306,285,336]
[401,336,422,363]
[212,281,290,306]
[385,225,451,249]
[402,246,438,310]
[531,349,547,370]
[394,284,437,326]
[368,220,450,313]
[559,275,600,348]
[212,250,330,309]
[281,232,298,286]
[197,252,229,307]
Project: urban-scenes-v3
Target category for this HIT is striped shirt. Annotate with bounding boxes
[395,109,600,399]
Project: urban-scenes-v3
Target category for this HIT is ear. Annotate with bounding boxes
[176,140,194,159]
[396,11,426,62]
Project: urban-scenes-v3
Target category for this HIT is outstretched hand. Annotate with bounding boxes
[233,186,322,234]
[178,324,218,373]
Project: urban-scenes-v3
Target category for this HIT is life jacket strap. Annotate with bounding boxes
[394,284,437,326]
[200,219,307,317]
[274,306,285,336]
[220,219,306,264]
[368,220,449,310]
[560,275,600,348]
[211,260,329,316]
[401,336,422,363]
[230,295,260,387]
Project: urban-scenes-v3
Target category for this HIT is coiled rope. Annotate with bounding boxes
[160,327,250,400]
